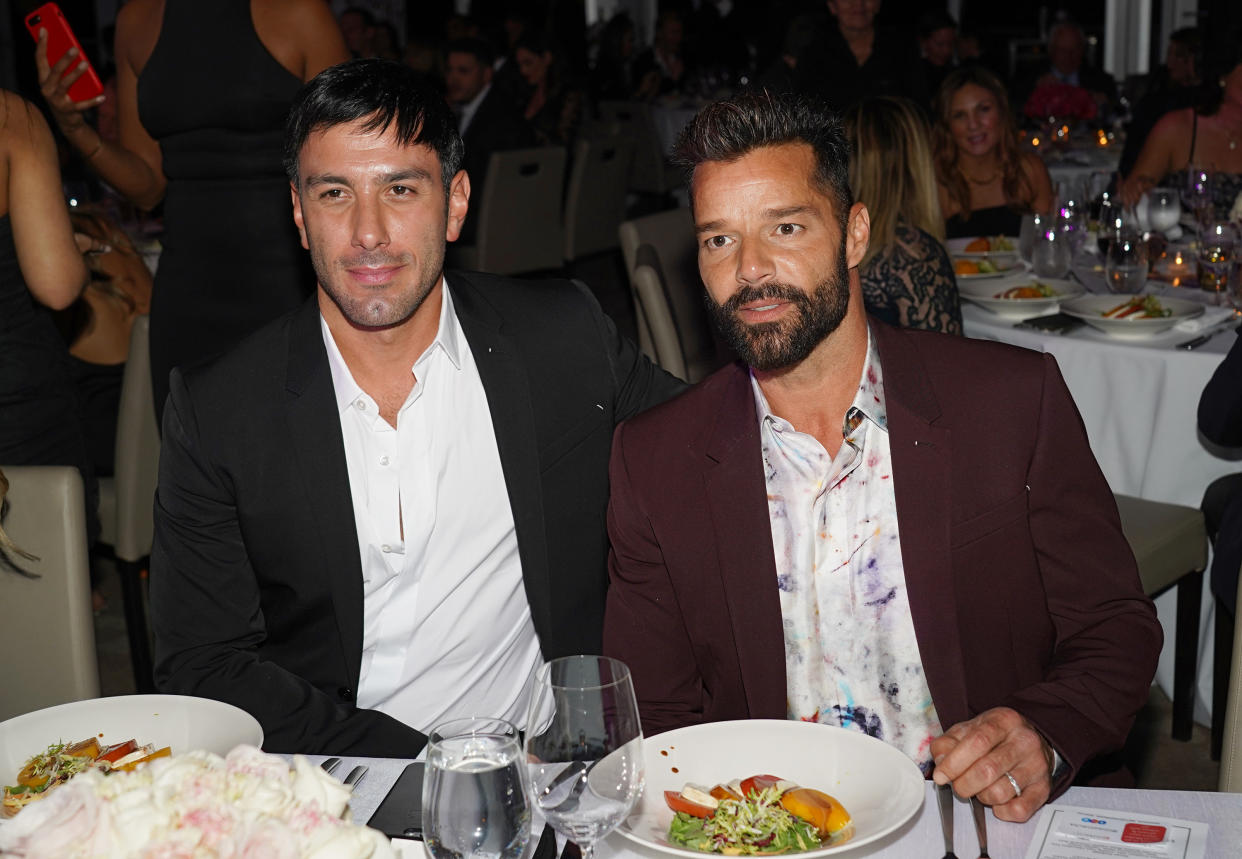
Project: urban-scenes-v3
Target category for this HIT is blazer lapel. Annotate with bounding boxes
[702,366,788,719]
[874,325,970,729]
[282,299,367,691]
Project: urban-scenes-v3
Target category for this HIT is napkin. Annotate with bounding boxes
[1174,305,1236,333]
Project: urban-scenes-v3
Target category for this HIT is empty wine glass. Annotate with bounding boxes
[1031,226,1071,278]
[1198,221,1238,305]
[1105,230,1150,295]
[1146,187,1181,235]
[424,718,532,859]
[1183,166,1214,229]
[524,656,645,859]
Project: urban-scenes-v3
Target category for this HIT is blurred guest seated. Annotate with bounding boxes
[1120,36,1242,217]
[933,67,1054,238]
[403,34,444,92]
[633,9,691,98]
[1018,20,1115,118]
[338,6,376,58]
[1118,29,1201,181]
[750,17,818,96]
[515,33,584,147]
[1198,331,1242,653]
[591,13,659,102]
[54,209,152,477]
[913,10,958,114]
[444,37,535,219]
[848,97,961,334]
[793,0,918,113]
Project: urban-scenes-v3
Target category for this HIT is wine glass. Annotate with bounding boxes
[1031,226,1071,278]
[1146,187,1181,235]
[1105,230,1150,295]
[424,717,533,859]
[524,656,645,859]
[1183,166,1214,230]
[1019,211,1050,263]
[1198,221,1238,305]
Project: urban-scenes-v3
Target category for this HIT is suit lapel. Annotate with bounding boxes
[702,366,788,719]
[283,300,366,691]
[448,275,552,640]
[874,325,970,729]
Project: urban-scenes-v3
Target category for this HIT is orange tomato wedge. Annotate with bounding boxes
[114,746,171,772]
[780,788,852,837]
[710,783,742,802]
[664,790,715,818]
[738,774,785,798]
[965,238,991,252]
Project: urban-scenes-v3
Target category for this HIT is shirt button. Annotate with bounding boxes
[381,544,391,553]
[379,455,389,466]
[355,400,366,411]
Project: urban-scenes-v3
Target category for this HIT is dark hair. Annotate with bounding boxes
[1198,29,1242,115]
[283,59,463,191]
[672,90,853,226]
[916,10,957,39]
[445,37,495,68]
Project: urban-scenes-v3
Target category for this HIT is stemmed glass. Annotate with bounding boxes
[1183,166,1214,230]
[524,656,645,859]
[1105,230,1150,295]
[1146,187,1181,236]
[423,717,533,859]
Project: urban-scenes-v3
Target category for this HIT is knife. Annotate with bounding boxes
[1176,318,1242,350]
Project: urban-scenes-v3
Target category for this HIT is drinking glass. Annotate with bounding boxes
[424,717,532,859]
[1031,226,1071,278]
[1198,221,1238,304]
[1056,202,1088,255]
[1183,166,1214,230]
[1019,212,1050,263]
[524,656,644,859]
[1146,187,1181,235]
[1104,230,1150,295]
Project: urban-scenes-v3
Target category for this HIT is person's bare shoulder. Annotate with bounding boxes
[257,0,349,80]
[115,0,163,74]
[0,90,53,154]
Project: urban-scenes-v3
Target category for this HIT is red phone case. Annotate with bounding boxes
[25,2,105,103]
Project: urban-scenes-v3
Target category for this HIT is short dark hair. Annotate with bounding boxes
[446,37,494,68]
[283,59,464,192]
[916,9,957,38]
[672,90,853,226]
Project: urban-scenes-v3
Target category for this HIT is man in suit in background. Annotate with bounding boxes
[603,91,1159,823]
[150,59,681,756]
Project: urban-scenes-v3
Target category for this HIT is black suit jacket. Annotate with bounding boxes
[1198,332,1242,613]
[461,86,535,194]
[150,272,682,756]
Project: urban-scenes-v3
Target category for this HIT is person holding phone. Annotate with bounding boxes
[33,0,349,420]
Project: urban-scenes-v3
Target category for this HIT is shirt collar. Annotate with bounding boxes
[320,276,465,415]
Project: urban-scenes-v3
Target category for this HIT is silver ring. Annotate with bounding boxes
[1004,771,1022,798]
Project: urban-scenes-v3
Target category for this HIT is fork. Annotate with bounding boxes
[343,765,368,789]
[970,798,991,859]
[937,784,958,859]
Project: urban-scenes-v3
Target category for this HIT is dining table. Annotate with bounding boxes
[308,754,1242,858]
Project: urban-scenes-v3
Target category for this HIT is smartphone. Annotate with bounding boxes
[366,762,423,840]
[25,2,105,103]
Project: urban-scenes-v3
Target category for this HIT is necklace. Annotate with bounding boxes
[962,170,1000,185]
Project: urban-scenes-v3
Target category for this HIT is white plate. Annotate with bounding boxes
[618,720,924,857]
[1060,295,1205,338]
[945,236,1020,257]
[0,695,263,796]
[958,278,1084,319]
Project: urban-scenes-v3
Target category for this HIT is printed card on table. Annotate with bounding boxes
[1023,805,1208,859]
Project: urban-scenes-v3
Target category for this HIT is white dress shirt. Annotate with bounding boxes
[320,281,543,733]
[456,83,490,136]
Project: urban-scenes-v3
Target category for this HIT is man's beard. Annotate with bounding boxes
[311,245,439,330]
[705,240,851,372]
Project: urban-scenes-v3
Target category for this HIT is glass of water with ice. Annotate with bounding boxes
[423,717,532,859]
[524,656,645,859]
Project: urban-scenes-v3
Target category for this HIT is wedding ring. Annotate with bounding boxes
[1004,771,1022,798]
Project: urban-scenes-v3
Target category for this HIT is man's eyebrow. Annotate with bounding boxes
[303,168,436,189]
[695,205,820,234]
[695,219,726,235]
[304,173,350,189]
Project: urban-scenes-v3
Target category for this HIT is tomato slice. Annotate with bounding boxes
[97,740,138,764]
[664,790,715,818]
[738,774,785,798]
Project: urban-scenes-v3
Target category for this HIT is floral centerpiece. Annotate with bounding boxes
[0,745,395,858]
[1023,82,1099,122]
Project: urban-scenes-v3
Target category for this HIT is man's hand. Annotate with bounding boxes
[930,707,1055,823]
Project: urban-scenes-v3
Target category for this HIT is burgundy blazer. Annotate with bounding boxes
[603,321,1162,786]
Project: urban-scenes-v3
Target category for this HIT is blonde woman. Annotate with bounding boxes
[848,96,963,334]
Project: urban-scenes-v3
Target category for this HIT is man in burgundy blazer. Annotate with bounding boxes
[602,91,1161,823]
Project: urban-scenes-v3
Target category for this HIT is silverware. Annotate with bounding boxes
[970,797,991,859]
[343,765,368,789]
[1177,319,1241,350]
[937,784,958,859]
[320,757,341,775]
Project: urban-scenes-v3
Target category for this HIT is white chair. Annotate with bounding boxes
[96,316,158,692]
[449,146,566,275]
[0,466,99,720]
[563,136,634,262]
[631,244,688,381]
[1220,565,1242,791]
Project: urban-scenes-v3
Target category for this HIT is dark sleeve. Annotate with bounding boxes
[1198,332,1242,447]
[149,371,428,757]
[860,225,963,335]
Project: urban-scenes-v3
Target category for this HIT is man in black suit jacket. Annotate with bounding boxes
[148,59,681,756]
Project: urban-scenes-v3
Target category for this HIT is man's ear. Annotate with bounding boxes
[290,183,309,251]
[445,170,471,242]
[844,202,871,270]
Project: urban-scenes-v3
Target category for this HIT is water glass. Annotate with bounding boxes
[1031,227,1071,278]
[1019,212,1050,263]
[1146,187,1181,235]
[1199,222,1238,303]
[424,717,532,859]
[1105,231,1150,295]
[1183,166,1214,229]
[524,656,645,859]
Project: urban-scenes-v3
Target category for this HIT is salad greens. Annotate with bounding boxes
[667,786,822,855]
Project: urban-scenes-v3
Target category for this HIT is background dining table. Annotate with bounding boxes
[307,754,1242,858]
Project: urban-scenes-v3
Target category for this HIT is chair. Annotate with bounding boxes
[597,101,681,196]
[0,466,99,720]
[631,244,688,381]
[619,209,721,382]
[96,316,159,693]
[449,146,566,276]
[1220,565,1242,791]
[1114,494,1208,741]
[563,136,634,262]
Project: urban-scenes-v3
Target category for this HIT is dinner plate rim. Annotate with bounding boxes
[958,279,1085,318]
[1059,295,1206,335]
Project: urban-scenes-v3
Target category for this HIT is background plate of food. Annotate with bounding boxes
[1,694,262,818]
[958,277,1084,319]
[1060,294,1205,338]
[946,236,1022,280]
[617,719,923,857]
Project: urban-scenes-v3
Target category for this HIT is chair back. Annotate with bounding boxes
[563,136,634,261]
[632,244,688,380]
[0,466,99,719]
[114,316,159,562]
[1222,565,1242,792]
[598,101,674,195]
[453,146,567,275]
